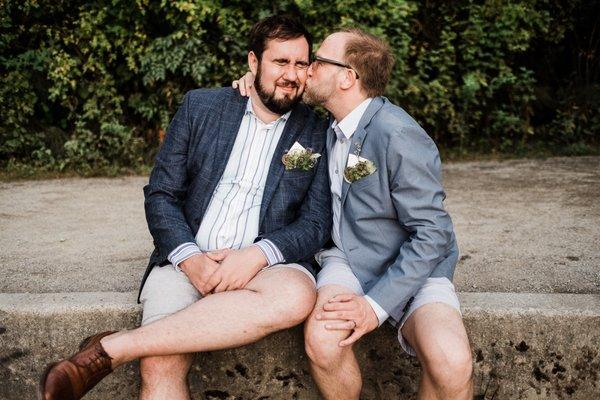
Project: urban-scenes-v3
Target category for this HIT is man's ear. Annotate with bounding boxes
[248,51,259,76]
[339,68,358,91]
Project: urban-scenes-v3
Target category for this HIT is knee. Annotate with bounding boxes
[424,346,473,393]
[269,280,316,327]
[304,319,347,370]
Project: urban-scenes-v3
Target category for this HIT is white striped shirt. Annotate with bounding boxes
[168,98,287,268]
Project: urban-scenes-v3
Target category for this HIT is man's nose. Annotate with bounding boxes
[307,63,314,77]
[282,64,299,81]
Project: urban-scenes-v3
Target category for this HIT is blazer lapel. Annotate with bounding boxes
[200,92,247,215]
[340,97,385,206]
[259,105,307,224]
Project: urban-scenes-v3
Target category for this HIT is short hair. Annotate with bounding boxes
[248,15,312,61]
[341,28,395,97]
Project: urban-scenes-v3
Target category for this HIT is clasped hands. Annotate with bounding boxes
[179,246,267,296]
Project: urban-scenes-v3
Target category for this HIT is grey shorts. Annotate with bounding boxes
[315,247,461,357]
[140,263,315,326]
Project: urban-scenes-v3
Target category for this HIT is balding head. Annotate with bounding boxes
[338,28,395,97]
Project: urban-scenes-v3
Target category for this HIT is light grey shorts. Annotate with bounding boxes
[315,247,461,357]
[140,262,315,326]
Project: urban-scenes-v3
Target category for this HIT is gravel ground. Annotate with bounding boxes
[1,156,598,294]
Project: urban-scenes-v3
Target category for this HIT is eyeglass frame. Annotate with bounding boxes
[312,55,360,79]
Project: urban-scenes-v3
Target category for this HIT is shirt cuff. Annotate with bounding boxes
[254,239,285,266]
[168,242,202,272]
[364,295,389,326]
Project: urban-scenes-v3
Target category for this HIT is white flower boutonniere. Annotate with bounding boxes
[282,141,321,171]
[344,143,376,183]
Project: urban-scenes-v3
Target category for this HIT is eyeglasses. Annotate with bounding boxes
[312,55,360,79]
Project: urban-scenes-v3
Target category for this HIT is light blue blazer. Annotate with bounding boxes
[329,96,459,323]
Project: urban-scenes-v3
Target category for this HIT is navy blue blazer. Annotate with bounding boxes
[139,87,332,300]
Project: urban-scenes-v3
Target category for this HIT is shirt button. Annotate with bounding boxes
[335,169,339,174]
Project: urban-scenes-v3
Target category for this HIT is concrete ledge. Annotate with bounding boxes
[1,292,599,399]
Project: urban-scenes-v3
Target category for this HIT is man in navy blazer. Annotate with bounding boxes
[39,16,331,400]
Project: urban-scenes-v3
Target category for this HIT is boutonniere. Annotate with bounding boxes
[344,142,377,183]
[282,141,321,171]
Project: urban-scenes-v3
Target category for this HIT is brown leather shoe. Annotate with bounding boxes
[38,331,117,400]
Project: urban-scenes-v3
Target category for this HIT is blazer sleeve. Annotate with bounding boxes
[365,125,457,320]
[259,138,333,263]
[143,91,197,261]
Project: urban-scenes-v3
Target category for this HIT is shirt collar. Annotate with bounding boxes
[331,98,373,140]
[246,97,291,123]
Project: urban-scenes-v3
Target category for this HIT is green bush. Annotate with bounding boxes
[1,0,598,174]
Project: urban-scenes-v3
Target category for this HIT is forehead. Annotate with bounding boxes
[263,37,310,61]
[316,33,350,59]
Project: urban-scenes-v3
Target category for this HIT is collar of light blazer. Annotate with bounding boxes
[331,97,373,140]
[328,96,385,152]
[355,96,385,134]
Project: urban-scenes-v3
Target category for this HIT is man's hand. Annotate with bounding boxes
[179,253,220,295]
[204,248,233,262]
[231,71,255,97]
[316,294,379,347]
[205,245,268,293]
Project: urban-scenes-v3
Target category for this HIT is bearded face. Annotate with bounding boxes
[254,62,303,115]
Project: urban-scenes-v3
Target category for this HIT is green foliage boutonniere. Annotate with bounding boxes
[282,141,321,171]
[344,142,376,183]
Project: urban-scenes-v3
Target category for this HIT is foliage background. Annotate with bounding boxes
[1,0,598,175]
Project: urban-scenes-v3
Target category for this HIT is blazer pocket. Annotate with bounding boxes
[282,168,314,180]
[349,171,378,191]
[280,170,314,201]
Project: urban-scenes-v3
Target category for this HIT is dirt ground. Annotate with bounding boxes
[1,156,598,294]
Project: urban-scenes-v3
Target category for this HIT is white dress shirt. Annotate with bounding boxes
[168,97,287,268]
[328,98,390,326]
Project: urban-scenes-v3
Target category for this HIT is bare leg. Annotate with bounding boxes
[101,267,316,368]
[139,354,194,400]
[401,303,473,400]
[136,265,198,399]
[304,285,362,400]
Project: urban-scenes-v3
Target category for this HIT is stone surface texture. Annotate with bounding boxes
[1,292,598,399]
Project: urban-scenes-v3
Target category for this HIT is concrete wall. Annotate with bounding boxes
[1,292,598,399]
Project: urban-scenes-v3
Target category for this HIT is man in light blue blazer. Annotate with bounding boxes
[298,29,473,399]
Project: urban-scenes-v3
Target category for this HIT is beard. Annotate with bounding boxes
[302,82,331,106]
[254,65,302,115]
